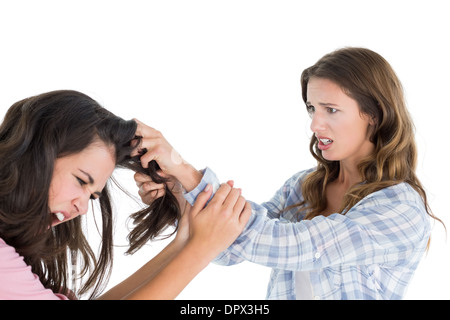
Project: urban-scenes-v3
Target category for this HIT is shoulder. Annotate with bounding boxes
[0,237,20,266]
[267,168,315,217]
[346,182,431,236]
[356,182,426,209]
[0,237,69,300]
[283,167,316,190]
[258,168,315,217]
[272,167,315,204]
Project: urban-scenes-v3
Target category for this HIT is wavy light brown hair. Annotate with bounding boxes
[0,90,180,299]
[296,47,441,226]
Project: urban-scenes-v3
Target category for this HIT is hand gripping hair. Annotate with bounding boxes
[123,150,181,255]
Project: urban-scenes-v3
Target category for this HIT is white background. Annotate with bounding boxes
[1,0,449,300]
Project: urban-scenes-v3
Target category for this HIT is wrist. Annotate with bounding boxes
[182,239,215,267]
[172,163,202,192]
[170,236,187,252]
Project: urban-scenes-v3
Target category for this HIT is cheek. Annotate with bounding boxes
[48,178,77,208]
[332,119,369,150]
[48,177,61,205]
[337,115,368,138]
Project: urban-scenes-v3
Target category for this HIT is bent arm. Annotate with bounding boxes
[101,182,251,300]
[184,168,431,271]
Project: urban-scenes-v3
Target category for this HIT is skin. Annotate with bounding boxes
[306,77,375,215]
[47,139,251,299]
[49,141,115,226]
[101,181,250,300]
[131,119,204,192]
[132,77,376,220]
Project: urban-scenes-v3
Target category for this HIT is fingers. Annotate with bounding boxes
[239,201,252,225]
[190,182,238,217]
[190,184,213,217]
[132,139,159,168]
[131,119,183,174]
[134,171,166,203]
[134,172,152,184]
[133,118,159,138]
[135,173,164,190]
[198,182,251,223]
[130,119,163,159]
[232,194,247,215]
[138,182,164,197]
[207,182,232,206]
[188,182,251,256]
[134,171,168,184]
[222,187,242,211]
[223,188,251,227]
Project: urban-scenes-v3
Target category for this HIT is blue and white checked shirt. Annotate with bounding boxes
[184,167,431,300]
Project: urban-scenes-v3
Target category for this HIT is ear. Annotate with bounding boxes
[369,115,377,126]
[361,111,377,127]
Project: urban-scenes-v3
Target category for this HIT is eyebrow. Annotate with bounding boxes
[79,169,103,198]
[319,102,339,107]
[306,101,339,107]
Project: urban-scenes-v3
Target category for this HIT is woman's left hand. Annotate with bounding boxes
[186,182,252,260]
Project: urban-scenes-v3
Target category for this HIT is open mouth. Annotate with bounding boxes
[54,212,65,222]
[319,138,333,146]
[50,211,70,227]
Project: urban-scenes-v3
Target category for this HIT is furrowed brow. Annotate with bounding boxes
[79,169,103,198]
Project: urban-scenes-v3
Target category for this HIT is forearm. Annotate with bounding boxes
[172,163,203,193]
[122,241,211,300]
[98,239,184,300]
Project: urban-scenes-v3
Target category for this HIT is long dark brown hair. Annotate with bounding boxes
[295,47,442,227]
[0,90,180,299]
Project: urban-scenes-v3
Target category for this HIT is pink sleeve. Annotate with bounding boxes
[0,238,70,300]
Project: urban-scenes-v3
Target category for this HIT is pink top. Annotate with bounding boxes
[0,238,69,300]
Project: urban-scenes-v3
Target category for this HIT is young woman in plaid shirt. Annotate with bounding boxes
[134,47,442,299]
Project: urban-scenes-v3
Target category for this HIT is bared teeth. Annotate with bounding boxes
[55,212,65,222]
[320,138,333,145]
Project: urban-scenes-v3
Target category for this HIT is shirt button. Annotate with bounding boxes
[314,252,321,259]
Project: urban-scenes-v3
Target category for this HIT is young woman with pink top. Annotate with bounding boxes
[0,90,250,300]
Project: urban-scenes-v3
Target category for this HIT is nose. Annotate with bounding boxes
[72,195,90,217]
[310,110,327,133]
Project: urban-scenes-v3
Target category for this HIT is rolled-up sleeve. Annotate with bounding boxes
[183,167,221,205]
[217,192,428,271]
[184,168,430,272]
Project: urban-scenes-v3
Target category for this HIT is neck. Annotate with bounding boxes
[336,160,362,189]
[336,139,374,188]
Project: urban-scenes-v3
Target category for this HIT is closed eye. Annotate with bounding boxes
[76,176,99,200]
[76,177,88,185]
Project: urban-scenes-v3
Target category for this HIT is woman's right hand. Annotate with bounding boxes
[134,171,185,206]
[131,119,202,192]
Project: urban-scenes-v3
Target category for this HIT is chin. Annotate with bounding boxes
[321,151,340,162]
